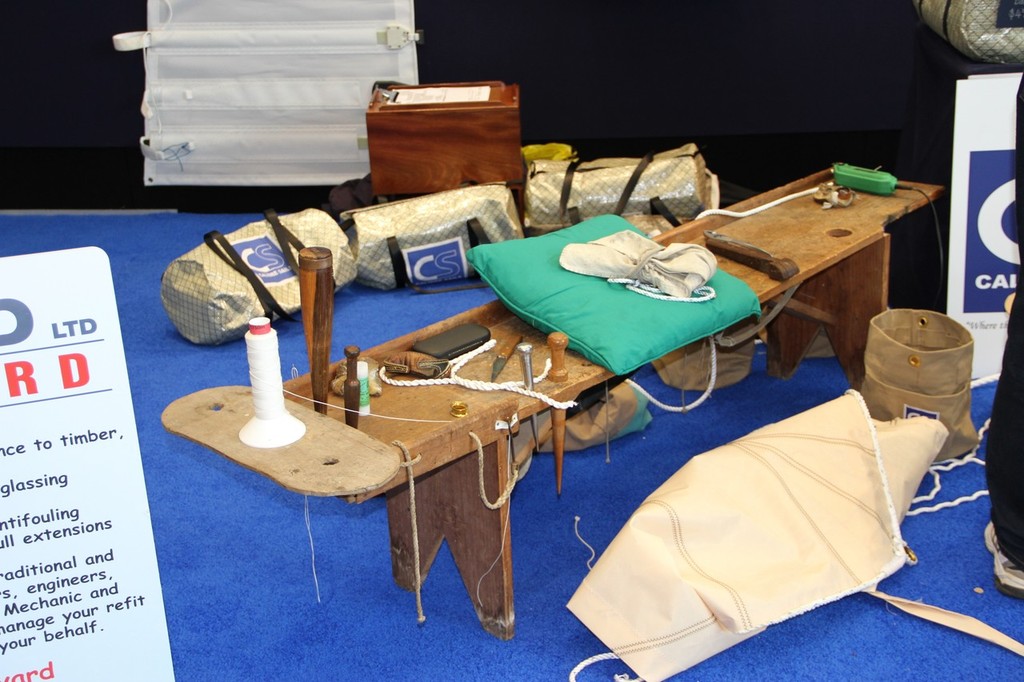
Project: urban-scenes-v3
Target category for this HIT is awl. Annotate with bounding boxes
[491,333,523,382]
[703,230,800,281]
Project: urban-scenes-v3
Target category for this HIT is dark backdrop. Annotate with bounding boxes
[1,1,922,211]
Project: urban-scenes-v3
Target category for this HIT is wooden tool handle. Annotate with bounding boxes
[299,247,334,415]
[547,332,569,383]
[547,331,569,495]
[495,333,524,362]
[344,345,361,428]
[703,235,799,281]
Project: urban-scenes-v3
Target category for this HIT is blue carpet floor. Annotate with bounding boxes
[2,211,1021,680]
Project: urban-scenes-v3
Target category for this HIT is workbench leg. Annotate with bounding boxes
[766,236,888,390]
[385,439,515,640]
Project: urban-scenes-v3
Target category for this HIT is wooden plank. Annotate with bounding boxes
[161,386,400,497]
[285,300,611,500]
[655,170,943,303]
[386,409,515,639]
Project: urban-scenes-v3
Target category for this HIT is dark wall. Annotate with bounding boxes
[416,1,920,140]
[1,1,923,210]
[1,1,146,148]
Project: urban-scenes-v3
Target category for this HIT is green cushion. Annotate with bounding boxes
[466,215,761,375]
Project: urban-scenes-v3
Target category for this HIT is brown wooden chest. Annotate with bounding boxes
[366,81,523,196]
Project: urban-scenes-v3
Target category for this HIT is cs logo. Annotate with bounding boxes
[234,236,294,285]
[403,238,468,285]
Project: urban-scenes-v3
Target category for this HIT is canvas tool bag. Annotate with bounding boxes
[860,308,979,460]
[161,208,357,345]
[567,392,951,682]
[512,382,652,467]
[652,321,759,391]
[339,183,523,290]
[523,144,717,235]
[916,0,1024,63]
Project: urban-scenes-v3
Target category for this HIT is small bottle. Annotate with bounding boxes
[357,361,371,415]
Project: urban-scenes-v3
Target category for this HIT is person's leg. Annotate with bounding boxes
[983,77,1024,592]
[987,281,1024,570]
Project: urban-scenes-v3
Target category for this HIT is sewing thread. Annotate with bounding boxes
[238,317,306,448]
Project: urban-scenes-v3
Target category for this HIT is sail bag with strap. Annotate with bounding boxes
[160,208,357,345]
[340,183,523,291]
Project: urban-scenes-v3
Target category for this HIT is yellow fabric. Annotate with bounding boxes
[521,142,577,163]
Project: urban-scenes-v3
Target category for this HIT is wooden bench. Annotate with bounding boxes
[162,170,943,640]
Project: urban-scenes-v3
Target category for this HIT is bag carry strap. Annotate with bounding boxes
[867,589,1024,657]
[649,196,682,228]
[612,151,655,216]
[386,235,411,290]
[559,160,583,226]
[203,230,295,322]
[386,218,490,294]
[262,208,306,276]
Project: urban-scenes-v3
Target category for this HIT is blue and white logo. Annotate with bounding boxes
[232,236,295,285]
[402,237,469,285]
[904,404,940,421]
[965,149,1019,313]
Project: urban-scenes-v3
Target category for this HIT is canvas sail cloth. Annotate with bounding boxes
[567,392,949,682]
[559,230,717,298]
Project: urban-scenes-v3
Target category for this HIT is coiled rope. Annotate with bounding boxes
[379,338,577,411]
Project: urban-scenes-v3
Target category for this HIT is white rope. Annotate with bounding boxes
[569,652,641,682]
[905,372,999,516]
[379,339,577,411]
[906,419,990,516]
[606,279,716,302]
[626,338,718,414]
[573,516,597,571]
[694,188,818,221]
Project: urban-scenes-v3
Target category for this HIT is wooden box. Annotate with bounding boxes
[366,81,523,196]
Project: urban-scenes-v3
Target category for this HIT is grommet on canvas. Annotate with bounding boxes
[917,315,929,327]
[450,401,469,418]
[908,354,921,367]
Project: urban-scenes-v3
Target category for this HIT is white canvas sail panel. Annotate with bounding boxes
[114,0,419,186]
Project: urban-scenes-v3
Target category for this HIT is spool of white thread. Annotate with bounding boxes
[239,317,306,448]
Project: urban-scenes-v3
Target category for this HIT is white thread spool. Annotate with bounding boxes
[239,317,306,448]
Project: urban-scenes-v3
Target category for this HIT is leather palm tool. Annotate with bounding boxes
[382,352,452,379]
[703,230,799,281]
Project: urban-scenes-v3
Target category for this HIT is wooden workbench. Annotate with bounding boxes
[162,170,943,640]
[657,169,943,388]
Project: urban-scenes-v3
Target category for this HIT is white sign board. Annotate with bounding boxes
[0,248,174,681]
[948,72,1022,378]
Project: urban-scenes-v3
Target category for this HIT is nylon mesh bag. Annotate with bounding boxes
[524,144,717,234]
[916,0,1024,63]
[161,208,357,345]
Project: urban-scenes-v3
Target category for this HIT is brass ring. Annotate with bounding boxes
[908,355,921,367]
